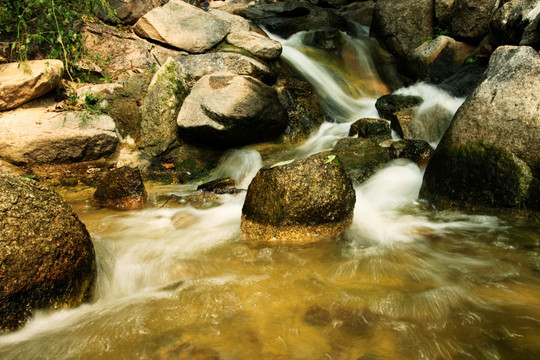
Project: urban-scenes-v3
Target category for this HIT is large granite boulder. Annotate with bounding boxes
[0,175,96,331]
[226,31,282,60]
[490,0,540,48]
[370,0,435,59]
[0,60,63,111]
[420,46,540,211]
[175,52,276,85]
[241,152,356,245]
[177,73,288,147]
[139,58,189,158]
[133,0,230,53]
[450,0,500,44]
[238,2,348,39]
[92,166,148,210]
[0,104,119,165]
[99,0,166,25]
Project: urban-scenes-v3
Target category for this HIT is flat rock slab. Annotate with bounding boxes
[0,103,118,164]
[133,0,230,53]
[226,31,282,60]
[0,60,64,111]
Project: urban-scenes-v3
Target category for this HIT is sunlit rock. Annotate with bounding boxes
[0,60,63,111]
[139,58,189,158]
[241,152,356,245]
[176,52,276,85]
[0,175,96,332]
[421,46,540,210]
[332,138,391,184]
[133,0,230,53]
[177,72,287,147]
[92,166,148,210]
[226,31,282,60]
[0,104,118,165]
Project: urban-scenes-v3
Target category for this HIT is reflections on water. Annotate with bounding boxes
[1,28,539,360]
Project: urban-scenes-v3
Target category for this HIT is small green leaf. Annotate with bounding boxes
[325,155,336,163]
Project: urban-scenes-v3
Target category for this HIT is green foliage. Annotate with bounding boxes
[0,0,114,80]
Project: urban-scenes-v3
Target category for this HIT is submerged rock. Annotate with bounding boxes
[421,46,540,211]
[197,177,240,194]
[241,152,356,245]
[92,166,148,210]
[0,60,63,111]
[0,175,96,332]
[177,73,287,147]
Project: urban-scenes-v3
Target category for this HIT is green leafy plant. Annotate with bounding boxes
[0,0,114,80]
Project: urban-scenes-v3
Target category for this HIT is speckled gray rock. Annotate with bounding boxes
[241,152,356,244]
[421,46,540,210]
[0,175,96,331]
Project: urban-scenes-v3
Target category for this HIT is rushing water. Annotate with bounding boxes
[1,29,540,360]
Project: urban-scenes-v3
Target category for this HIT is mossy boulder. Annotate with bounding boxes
[0,175,96,332]
[241,152,356,245]
[420,46,540,211]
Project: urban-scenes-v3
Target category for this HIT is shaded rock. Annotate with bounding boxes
[275,77,326,144]
[435,0,455,28]
[348,118,391,143]
[388,139,434,168]
[420,46,540,210]
[176,52,276,85]
[81,23,185,81]
[408,35,475,83]
[338,1,376,28]
[133,0,230,53]
[0,175,96,331]
[0,60,63,111]
[197,177,240,194]
[370,0,435,59]
[414,104,455,143]
[0,160,25,176]
[177,73,287,147]
[439,61,487,97]
[99,0,166,25]
[241,152,356,245]
[226,31,282,60]
[375,94,423,138]
[450,0,500,44]
[332,137,391,184]
[104,73,153,140]
[491,0,540,48]
[238,2,348,39]
[0,105,118,165]
[210,9,250,34]
[304,28,345,52]
[92,166,147,210]
[139,58,189,158]
[76,83,123,110]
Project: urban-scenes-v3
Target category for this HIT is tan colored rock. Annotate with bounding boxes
[0,101,118,165]
[210,9,250,34]
[226,31,282,60]
[133,0,230,53]
[0,60,63,111]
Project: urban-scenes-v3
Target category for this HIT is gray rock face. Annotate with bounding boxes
[0,175,96,331]
[491,0,540,48]
[238,2,348,39]
[370,0,434,59]
[0,60,63,111]
[226,31,282,60]
[435,0,455,28]
[450,0,500,43]
[421,46,540,210]
[176,52,276,85]
[133,0,230,53]
[0,106,118,165]
[241,152,356,245]
[177,73,288,147]
[139,58,189,157]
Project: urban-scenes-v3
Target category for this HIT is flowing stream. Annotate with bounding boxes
[1,28,540,360]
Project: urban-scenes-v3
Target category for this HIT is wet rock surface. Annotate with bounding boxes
[92,166,148,210]
[348,118,391,143]
[0,175,96,331]
[388,139,434,168]
[241,152,356,244]
[375,94,423,139]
